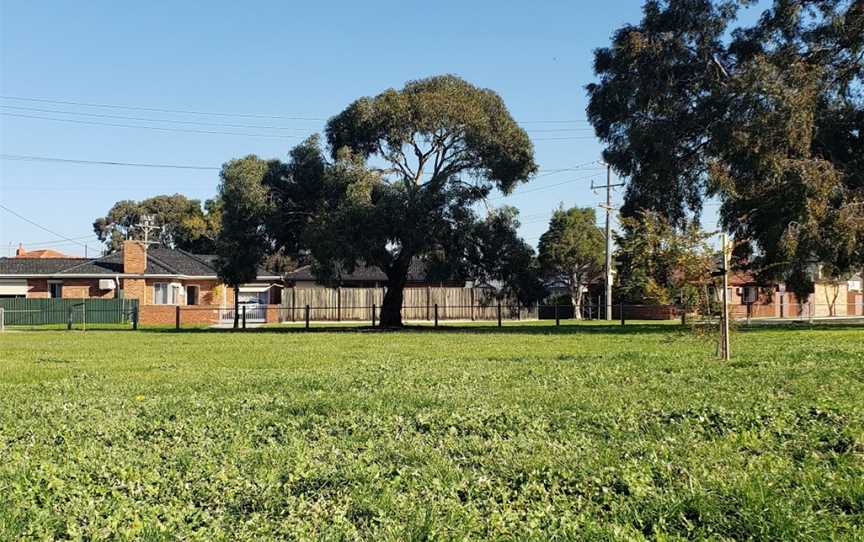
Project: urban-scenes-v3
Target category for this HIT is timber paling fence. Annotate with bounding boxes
[283,287,523,321]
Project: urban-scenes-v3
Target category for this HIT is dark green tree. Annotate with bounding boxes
[215,156,273,329]
[460,207,547,306]
[314,75,537,326]
[537,207,605,319]
[93,194,221,253]
[587,0,864,298]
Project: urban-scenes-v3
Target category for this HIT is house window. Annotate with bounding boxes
[153,283,179,305]
[742,286,758,304]
[186,285,199,306]
[48,281,63,299]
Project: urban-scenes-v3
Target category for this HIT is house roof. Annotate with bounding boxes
[0,258,93,275]
[286,259,430,283]
[15,248,76,259]
[0,246,279,279]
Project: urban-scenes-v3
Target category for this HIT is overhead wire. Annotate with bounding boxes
[0,112,299,139]
[0,203,93,251]
[1,95,593,125]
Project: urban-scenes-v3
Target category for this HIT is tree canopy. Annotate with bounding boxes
[93,194,221,254]
[616,210,716,307]
[460,207,547,306]
[307,75,537,326]
[587,0,864,296]
[215,156,273,328]
[212,76,540,326]
[537,206,605,318]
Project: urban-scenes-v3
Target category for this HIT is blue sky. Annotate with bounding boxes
[0,1,762,257]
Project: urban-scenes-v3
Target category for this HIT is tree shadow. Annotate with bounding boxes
[134,321,684,336]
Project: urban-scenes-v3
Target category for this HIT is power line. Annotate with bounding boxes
[490,172,602,201]
[0,95,327,121]
[4,111,594,142]
[3,234,95,248]
[1,154,220,170]
[1,95,593,124]
[2,105,594,133]
[0,105,319,132]
[0,203,93,253]
[531,135,600,141]
[0,112,299,139]
[1,154,602,175]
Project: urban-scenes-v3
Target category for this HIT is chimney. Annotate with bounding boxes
[123,240,147,274]
[15,243,25,257]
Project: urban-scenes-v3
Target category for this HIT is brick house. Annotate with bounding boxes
[0,241,282,325]
[727,270,862,318]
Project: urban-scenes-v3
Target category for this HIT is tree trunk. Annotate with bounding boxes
[571,283,583,321]
[379,258,410,328]
[233,287,239,329]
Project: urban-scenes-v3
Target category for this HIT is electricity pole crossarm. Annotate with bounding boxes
[593,163,625,321]
[135,215,162,246]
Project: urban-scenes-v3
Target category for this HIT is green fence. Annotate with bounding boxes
[0,298,137,326]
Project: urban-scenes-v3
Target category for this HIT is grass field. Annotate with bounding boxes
[1,322,862,540]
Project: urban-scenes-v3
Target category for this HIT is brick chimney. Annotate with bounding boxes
[123,240,147,274]
[16,243,25,257]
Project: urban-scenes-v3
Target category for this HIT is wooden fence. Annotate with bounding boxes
[281,287,536,321]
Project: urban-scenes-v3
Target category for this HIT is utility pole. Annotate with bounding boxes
[720,233,731,360]
[136,215,161,245]
[593,163,624,320]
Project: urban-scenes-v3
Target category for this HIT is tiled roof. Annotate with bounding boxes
[0,246,279,278]
[15,248,74,258]
[286,259,429,283]
[0,258,93,275]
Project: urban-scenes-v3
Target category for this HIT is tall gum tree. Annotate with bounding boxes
[587,0,864,297]
[322,75,537,327]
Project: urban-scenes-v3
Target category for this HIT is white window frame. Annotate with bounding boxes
[153,282,181,305]
[48,280,63,299]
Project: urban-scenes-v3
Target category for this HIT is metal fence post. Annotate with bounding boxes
[132,305,139,330]
[620,301,625,326]
[305,304,310,330]
[555,304,560,326]
[175,305,181,330]
[242,305,247,330]
[67,307,73,330]
[681,306,687,326]
[434,303,438,328]
[372,303,376,327]
[497,300,502,327]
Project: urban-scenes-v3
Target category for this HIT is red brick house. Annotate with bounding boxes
[0,241,282,325]
[726,270,862,318]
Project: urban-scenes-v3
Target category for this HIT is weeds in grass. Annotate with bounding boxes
[0,323,862,539]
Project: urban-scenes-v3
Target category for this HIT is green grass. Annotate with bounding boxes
[1,323,862,540]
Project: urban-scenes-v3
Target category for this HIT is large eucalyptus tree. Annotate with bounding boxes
[315,75,537,326]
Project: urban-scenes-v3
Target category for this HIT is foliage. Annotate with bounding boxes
[458,207,548,305]
[616,210,716,307]
[587,0,864,297]
[316,75,537,326]
[2,325,863,539]
[215,156,273,328]
[93,194,221,253]
[537,206,605,317]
